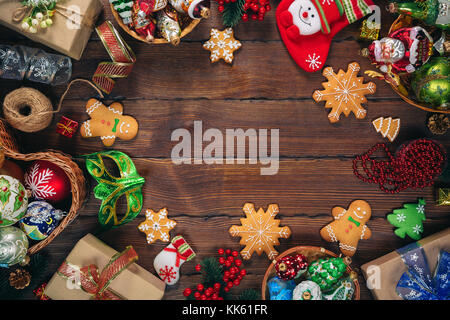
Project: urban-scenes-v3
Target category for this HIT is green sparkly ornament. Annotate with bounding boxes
[411,57,450,110]
[387,198,426,240]
[307,257,347,292]
[323,276,355,300]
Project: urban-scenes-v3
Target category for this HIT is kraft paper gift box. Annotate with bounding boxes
[361,228,450,300]
[45,233,166,300]
[0,0,103,60]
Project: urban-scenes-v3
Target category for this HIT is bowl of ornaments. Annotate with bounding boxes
[261,246,360,300]
[110,0,210,45]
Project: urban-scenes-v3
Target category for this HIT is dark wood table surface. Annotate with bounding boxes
[1,0,449,300]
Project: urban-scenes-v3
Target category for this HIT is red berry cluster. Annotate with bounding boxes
[241,0,271,22]
[182,248,247,300]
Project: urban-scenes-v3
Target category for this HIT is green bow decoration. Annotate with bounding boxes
[82,150,145,229]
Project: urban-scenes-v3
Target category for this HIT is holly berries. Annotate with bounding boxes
[214,0,270,25]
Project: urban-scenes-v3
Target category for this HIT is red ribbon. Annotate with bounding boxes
[163,247,187,268]
[57,246,138,300]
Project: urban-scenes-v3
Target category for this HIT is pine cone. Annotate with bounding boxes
[9,269,31,290]
[427,114,450,135]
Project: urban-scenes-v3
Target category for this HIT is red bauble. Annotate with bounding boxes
[274,254,308,280]
[24,160,71,204]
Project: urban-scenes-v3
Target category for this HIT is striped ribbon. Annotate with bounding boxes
[93,21,136,94]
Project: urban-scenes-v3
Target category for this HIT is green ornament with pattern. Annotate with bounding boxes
[387,198,426,240]
[307,257,347,292]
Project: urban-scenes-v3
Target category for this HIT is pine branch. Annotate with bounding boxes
[222,0,246,27]
[236,288,260,300]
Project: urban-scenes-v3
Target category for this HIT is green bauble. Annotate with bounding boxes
[307,257,347,292]
[0,226,29,267]
[0,175,28,227]
[411,57,450,110]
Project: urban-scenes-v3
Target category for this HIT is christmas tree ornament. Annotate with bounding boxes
[293,280,322,300]
[203,28,242,64]
[359,18,380,41]
[136,0,169,14]
[320,200,372,257]
[153,235,196,285]
[80,99,139,147]
[156,7,182,45]
[387,198,426,240]
[323,276,355,300]
[361,26,434,74]
[169,0,211,19]
[276,0,374,72]
[353,139,447,193]
[14,0,59,33]
[138,208,177,244]
[0,175,28,227]
[0,226,29,268]
[19,201,66,241]
[0,148,24,182]
[313,62,376,123]
[56,116,79,138]
[274,254,308,280]
[307,257,348,292]
[229,203,291,260]
[132,1,156,42]
[24,160,70,204]
[82,150,145,229]
[267,276,296,300]
[372,117,401,142]
[110,0,134,25]
[411,57,449,109]
[437,188,450,206]
[427,113,450,135]
[388,0,450,31]
[9,268,31,289]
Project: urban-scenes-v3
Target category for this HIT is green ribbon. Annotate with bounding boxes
[82,150,145,229]
[347,216,360,227]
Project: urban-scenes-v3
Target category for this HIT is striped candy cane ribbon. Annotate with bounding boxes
[93,21,136,94]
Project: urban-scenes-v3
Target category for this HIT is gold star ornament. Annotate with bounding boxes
[203,28,241,64]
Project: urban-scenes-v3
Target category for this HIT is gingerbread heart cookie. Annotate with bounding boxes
[80,99,138,146]
[320,200,372,257]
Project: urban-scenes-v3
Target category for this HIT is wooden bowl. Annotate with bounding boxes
[261,246,360,300]
[387,15,450,114]
[0,120,86,255]
[110,4,201,44]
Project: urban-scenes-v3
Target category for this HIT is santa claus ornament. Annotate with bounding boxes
[24,160,71,204]
[276,0,374,72]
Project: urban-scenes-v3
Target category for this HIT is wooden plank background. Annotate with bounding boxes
[0,0,449,300]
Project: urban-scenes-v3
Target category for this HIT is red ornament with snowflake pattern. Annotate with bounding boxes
[24,160,71,204]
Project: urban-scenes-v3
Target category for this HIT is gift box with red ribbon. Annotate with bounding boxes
[56,116,79,138]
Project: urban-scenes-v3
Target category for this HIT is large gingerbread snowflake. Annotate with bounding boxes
[138,208,177,244]
[203,28,241,64]
[229,203,291,260]
[313,62,376,123]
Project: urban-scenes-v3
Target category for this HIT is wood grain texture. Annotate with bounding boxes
[0,0,449,301]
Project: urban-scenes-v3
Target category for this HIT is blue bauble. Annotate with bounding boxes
[19,201,65,240]
[267,276,296,300]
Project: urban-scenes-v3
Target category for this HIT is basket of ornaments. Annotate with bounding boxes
[261,246,360,300]
[110,0,210,45]
[360,0,449,114]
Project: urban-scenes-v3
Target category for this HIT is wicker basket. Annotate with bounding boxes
[110,4,201,44]
[261,246,361,300]
[387,15,450,114]
[0,119,86,255]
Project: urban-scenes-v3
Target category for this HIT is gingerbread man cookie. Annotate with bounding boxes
[320,200,372,257]
[80,98,138,146]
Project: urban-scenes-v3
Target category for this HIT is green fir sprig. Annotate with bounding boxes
[222,0,246,27]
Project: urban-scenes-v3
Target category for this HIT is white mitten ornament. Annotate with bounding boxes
[153,235,196,285]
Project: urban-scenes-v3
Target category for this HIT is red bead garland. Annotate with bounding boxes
[353,139,447,194]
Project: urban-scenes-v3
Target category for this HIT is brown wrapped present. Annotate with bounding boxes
[361,228,450,300]
[0,0,103,60]
[45,233,165,300]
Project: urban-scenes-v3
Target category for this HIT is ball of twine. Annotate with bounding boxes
[3,87,54,133]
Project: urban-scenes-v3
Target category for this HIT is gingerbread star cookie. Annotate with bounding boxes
[320,200,372,257]
[138,208,177,244]
[229,203,291,260]
[80,98,138,146]
[313,62,376,123]
[203,28,241,64]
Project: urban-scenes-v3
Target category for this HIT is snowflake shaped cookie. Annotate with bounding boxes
[138,208,177,244]
[229,203,291,260]
[313,62,376,123]
[203,28,241,64]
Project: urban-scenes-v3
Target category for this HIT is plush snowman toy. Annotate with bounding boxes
[276,0,374,72]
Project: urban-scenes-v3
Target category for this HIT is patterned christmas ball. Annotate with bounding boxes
[307,257,348,292]
[267,276,296,300]
[0,226,29,267]
[0,175,28,226]
[292,280,322,300]
[275,254,308,280]
[19,201,65,240]
[24,160,71,204]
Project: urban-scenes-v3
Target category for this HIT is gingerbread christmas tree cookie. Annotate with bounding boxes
[229,203,291,260]
[387,199,426,240]
[313,62,376,123]
[203,28,241,64]
[138,208,177,244]
[372,117,400,142]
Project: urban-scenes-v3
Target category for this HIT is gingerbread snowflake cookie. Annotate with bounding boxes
[229,203,291,260]
[313,62,376,123]
[203,28,241,64]
[138,208,177,244]
[320,200,372,257]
